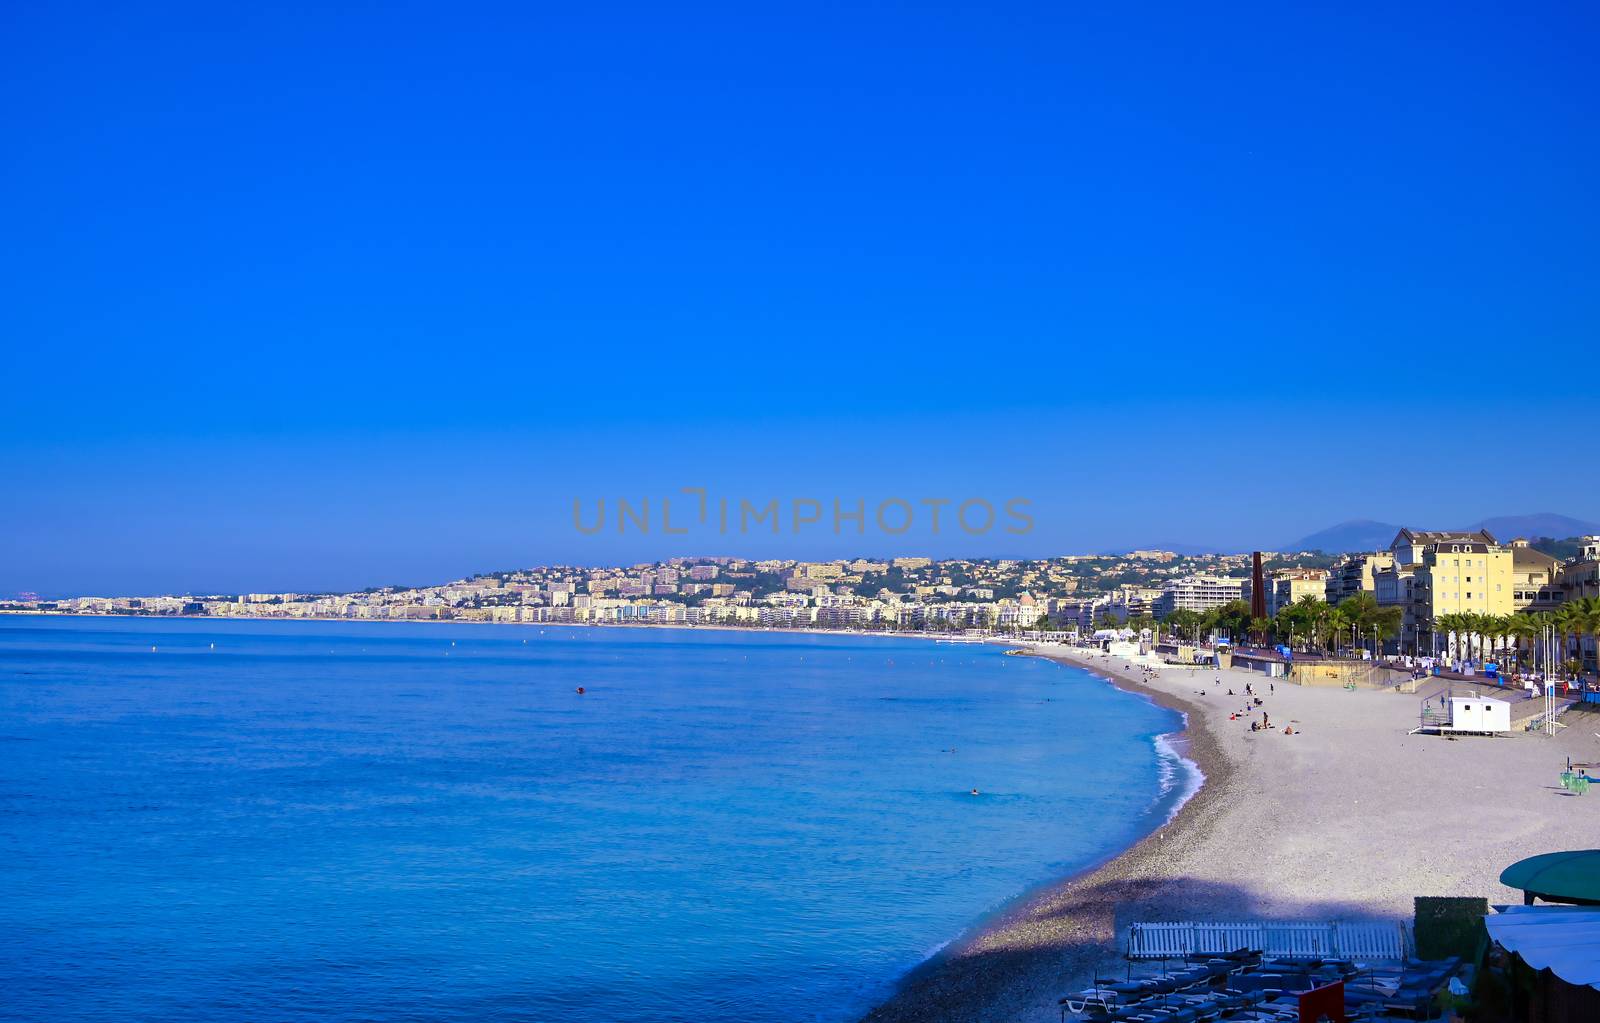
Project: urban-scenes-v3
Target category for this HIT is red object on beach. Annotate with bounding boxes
[1298,980,1344,1023]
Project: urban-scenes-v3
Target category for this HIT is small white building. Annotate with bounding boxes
[1446,696,1511,734]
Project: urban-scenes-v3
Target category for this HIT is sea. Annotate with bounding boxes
[0,616,1190,1022]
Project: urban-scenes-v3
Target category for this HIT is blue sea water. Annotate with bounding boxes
[0,617,1188,1023]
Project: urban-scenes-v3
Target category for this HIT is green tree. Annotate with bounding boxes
[1571,597,1600,679]
[1250,616,1273,644]
[1506,612,1537,672]
[1554,604,1584,678]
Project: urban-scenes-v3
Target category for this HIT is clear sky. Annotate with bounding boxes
[3,2,1596,596]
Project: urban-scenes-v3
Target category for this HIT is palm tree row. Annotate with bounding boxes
[1147,595,1600,677]
[1269,593,1401,656]
[1150,594,1402,657]
[1433,597,1600,679]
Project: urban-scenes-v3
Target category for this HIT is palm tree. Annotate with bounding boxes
[1323,606,1351,656]
[1278,596,1326,651]
[1530,611,1557,676]
[1506,612,1540,674]
[1338,592,1402,658]
[1370,604,1402,657]
[1432,612,1455,660]
[1554,604,1584,679]
[1572,596,1600,681]
[1250,616,1272,645]
[1476,613,1508,666]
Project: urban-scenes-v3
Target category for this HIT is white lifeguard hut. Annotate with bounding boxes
[1414,695,1512,735]
[1447,696,1511,734]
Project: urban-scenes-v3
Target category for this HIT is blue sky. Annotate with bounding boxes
[2,2,1596,596]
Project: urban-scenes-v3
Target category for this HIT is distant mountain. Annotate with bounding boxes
[1289,520,1402,554]
[1288,512,1600,555]
[1472,513,1600,541]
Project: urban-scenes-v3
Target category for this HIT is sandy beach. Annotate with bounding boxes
[862,647,1600,1023]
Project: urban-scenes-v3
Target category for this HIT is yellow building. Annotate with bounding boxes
[1268,568,1328,616]
[1410,535,1513,653]
[1508,538,1562,611]
[798,562,845,580]
[1326,551,1394,605]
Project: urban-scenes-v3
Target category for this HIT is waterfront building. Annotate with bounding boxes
[1268,568,1328,616]
[1556,537,1600,603]
[1409,534,1514,655]
[1507,539,1563,611]
[1153,575,1246,617]
[1325,551,1394,606]
[1101,586,1164,621]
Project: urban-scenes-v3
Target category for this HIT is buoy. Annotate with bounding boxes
[576,687,586,695]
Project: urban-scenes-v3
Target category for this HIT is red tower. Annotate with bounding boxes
[1250,551,1267,621]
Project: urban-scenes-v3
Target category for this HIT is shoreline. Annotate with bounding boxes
[861,648,1231,1023]
[861,647,1600,1023]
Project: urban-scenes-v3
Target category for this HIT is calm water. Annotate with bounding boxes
[0,617,1186,1022]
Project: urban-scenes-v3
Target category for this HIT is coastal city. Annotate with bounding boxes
[15,528,1600,675]
[10,3,1596,1022]
[14,524,1600,1022]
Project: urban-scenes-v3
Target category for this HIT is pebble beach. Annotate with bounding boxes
[861,647,1600,1023]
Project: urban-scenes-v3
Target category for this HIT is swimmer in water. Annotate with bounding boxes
[970,788,980,796]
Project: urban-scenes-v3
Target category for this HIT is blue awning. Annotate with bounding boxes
[1485,905,1600,990]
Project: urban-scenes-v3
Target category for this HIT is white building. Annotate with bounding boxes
[1154,575,1246,616]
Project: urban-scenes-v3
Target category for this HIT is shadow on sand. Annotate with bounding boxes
[859,877,1410,1023]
